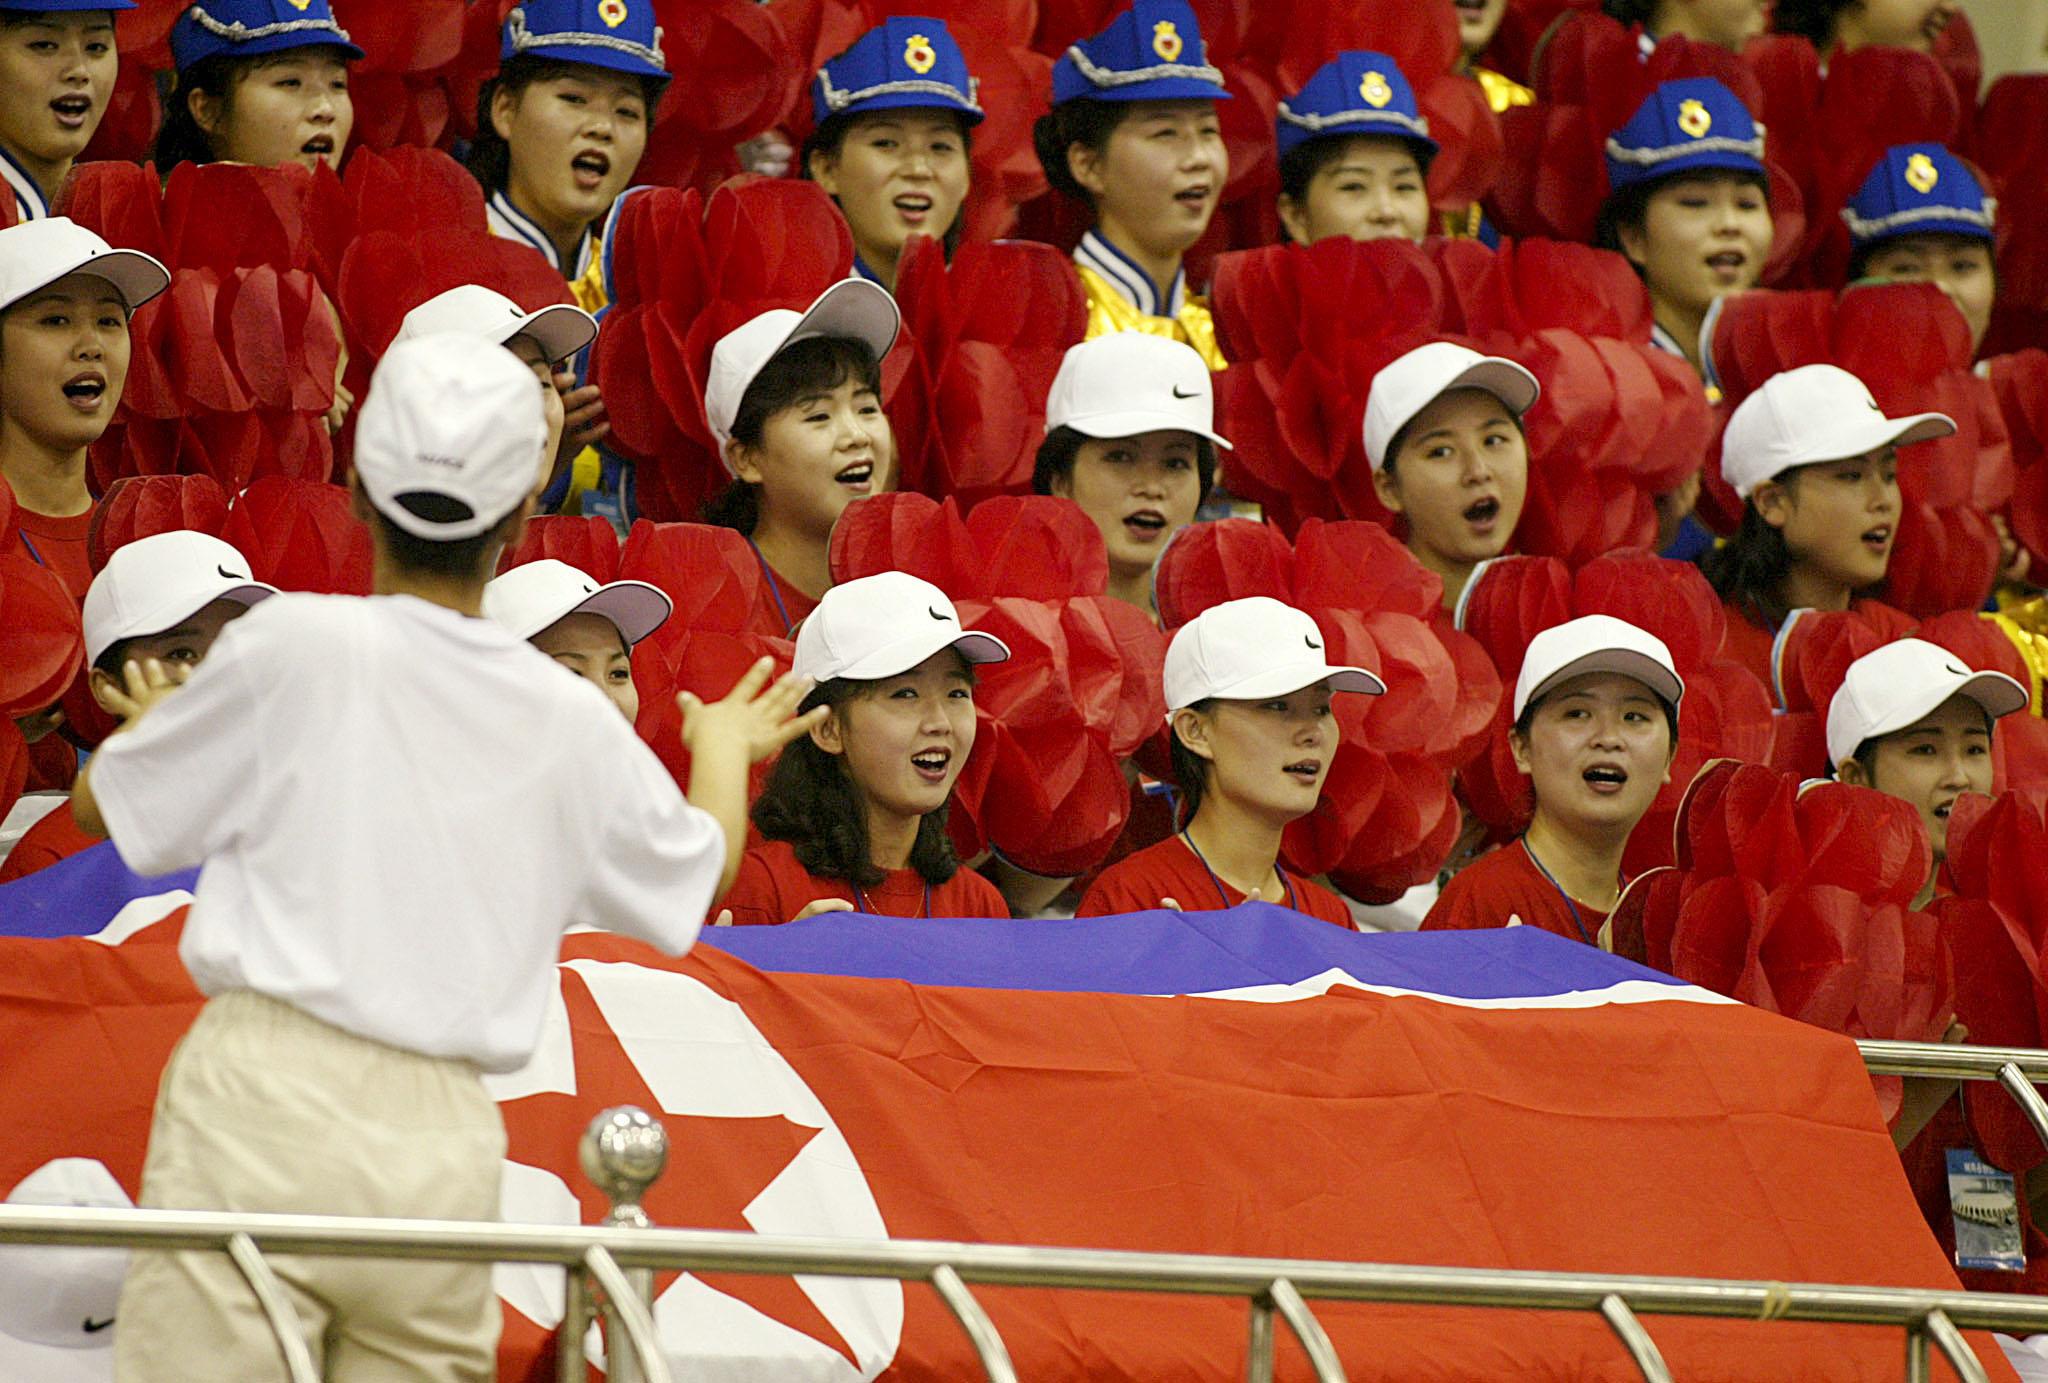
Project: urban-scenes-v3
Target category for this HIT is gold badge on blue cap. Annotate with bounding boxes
[599,0,627,28]
[1905,152,1939,195]
[1677,99,1712,139]
[1360,70,1392,109]
[904,31,936,75]
[287,0,311,10]
[1152,19,1182,61]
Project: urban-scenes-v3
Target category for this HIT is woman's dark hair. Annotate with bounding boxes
[802,108,974,259]
[1167,698,1216,826]
[1379,401,1527,479]
[1275,132,1436,228]
[152,51,308,171]
[466,54,666,196]
[1031,98,1136,204]
[1697,498,1796,619]
[1770,0,1853,46]
[1599,0,1660,24]
[1595,168,1770,262]
[1512,686,1680,746]
[1842,702,1993,779]
[752,674,967,886]
[1031,424,1218,503]
[700,334,882,535]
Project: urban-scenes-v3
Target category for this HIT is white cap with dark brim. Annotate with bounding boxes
[1363,340,1539,473]
[793,571,1008,683]
[1164,596,1384,715]
[395,283,597,365]
[704,279,901,471]
[1722,364,1955,500]
[0,217,168,315]
[1825,637,2028,770]
[483,558,672,647]
[82,530,276,666]
[1512,613,1685,721]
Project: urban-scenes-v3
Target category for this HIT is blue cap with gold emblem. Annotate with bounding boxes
[1843,143,1994,250]
[170,0,362,70]
[814,17,982,129]
[1276,51,1435,163]
[1604,77,1763,192]
[500,0,668,84]
[1051,0,1230,106]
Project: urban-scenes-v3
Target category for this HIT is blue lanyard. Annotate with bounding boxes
[851,878,931,919]
[1519,838,1596,946]
[1179,832,1297,912]
[17,530,44,566]
[746,537,796,637]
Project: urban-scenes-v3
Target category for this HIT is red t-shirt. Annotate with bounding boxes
[1074,834,1357,929]
[1422,840,1608,945]
[1719,596,1777,690]
[15,503,93,604]
[752,558,819,639]
[718,838,1010,925]
[0,800,96,883]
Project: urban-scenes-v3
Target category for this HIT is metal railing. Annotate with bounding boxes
[2,1038,2044,1383]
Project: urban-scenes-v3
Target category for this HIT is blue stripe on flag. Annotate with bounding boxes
[705,904,1690,1000]
[0,842,196,938]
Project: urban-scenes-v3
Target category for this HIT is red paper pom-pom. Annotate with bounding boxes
[219,479,371,596]
[0,554,84,719]
[86,475,231,571]
[498,516,623,583]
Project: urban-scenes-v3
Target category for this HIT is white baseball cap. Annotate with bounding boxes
[1512,614,1685,721]
[395,284,596,365]
[704,279,901,469]
[792,572,1009,684]
[0,217,168,315]
[1721,364,1955,500]
[1163,596,1384,714]
[83,530,276,666]
[353,333,549,542]
[1362,341,1539,472]
[483,558,672,646]
[0,1159,133,1383]
[1044,333,1233,449]
[1825,637,2027,770]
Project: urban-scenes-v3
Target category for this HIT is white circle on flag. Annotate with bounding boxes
[488,959,903,1381]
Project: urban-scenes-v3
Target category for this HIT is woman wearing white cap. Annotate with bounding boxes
[1828,638,2027,902]
[701,279,901,637]
[1,529,274,883]
[1033,332,1227,617]
[1363,340,1538,614]
[0,218,167,605]
[716,570,1013,924]
[1075,596,1381,925]
[395,283,603,501]
[1699,363,1954,685]
[1424,615,1682,943]
[483,558,671,725]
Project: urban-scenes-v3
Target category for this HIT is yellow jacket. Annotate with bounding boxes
[1073,231,1226,371]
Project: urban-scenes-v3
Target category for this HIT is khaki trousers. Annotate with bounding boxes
[114,991,506,1382]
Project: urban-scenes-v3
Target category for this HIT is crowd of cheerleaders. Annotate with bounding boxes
[0,0,2033,927]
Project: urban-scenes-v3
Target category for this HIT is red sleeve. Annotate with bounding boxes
[1074,854,1168,917]
[1421,848,1526,931]
[715,843,843,927]
[1287,877,1359,930]
[0,803,99,883]
[938,867,1013,919]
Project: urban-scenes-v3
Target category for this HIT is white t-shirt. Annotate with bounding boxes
[90,593,722,1072]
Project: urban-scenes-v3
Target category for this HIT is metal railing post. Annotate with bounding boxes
[1922,1308,1992,1383]
[224,1231,319,1383]
[930,1262,1018,1383]
[1266,1277,1348,1383]
[1598,1294,1673,1383]
[1996,1062,2048,1156]
[1908,1322,1930,1383]
[1247,1292,1277,1383]
[578,1106,669,1383]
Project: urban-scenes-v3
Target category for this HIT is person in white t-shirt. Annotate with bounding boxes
[75,333,824,1383]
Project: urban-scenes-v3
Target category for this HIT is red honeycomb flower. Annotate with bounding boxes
[1614,759,1951,1122]
[829,492,1165,877]
[1455,550,1775,877]
[1972,77,2048,356]
[497,516,624,583]
[888,235,1087,507]
[219,478,370,596]
[85,474,231,572]
[1156,517,1498,901]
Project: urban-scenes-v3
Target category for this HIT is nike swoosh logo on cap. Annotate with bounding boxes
[1946,662,1969,676]
[1305,635,1322,650]
[84,1317,113,1333]
[928,607,951,622]
[216,565,247,580]
[1171,386,1198,399]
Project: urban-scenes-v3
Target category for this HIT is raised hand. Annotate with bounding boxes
[100,658,190,729]
[677,657,826,764]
